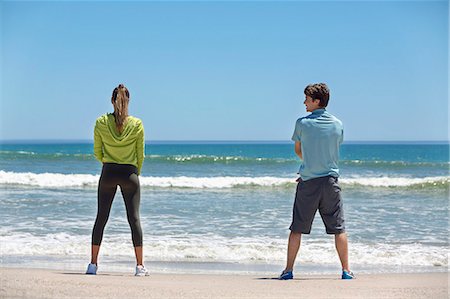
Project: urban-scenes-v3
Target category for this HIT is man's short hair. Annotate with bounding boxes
[304,83,330,107]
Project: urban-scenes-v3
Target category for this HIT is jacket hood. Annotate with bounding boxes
[98,113,141,143]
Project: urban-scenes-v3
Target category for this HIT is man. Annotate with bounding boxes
[279,83,354,280]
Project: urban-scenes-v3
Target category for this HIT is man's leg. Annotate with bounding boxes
[319,176,350,272]
[284,179,318,274]
[284,231,302,272]
[335,232,349,271]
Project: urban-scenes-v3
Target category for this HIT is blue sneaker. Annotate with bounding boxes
[342,270,354,279]
[278,270,293,280]
[86,263,97,275]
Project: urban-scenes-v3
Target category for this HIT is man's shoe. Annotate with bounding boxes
[135,265,149,277]
[342,270,354,279]
[278,270,293,280]
[86,263,97,275]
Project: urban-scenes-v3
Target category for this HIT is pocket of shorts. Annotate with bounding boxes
[297,179,304,190]
[328,177,341,192]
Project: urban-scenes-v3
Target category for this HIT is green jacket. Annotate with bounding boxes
[94,113,145,174]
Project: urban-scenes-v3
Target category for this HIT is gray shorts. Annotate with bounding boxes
[289,175,345,234]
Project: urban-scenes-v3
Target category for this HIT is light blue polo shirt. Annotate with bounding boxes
[291,108,343,181]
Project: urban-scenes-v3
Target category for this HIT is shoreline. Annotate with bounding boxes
[1,256,446,277]
[1,267,448,299]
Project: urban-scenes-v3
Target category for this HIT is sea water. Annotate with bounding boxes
[0,142,448,274]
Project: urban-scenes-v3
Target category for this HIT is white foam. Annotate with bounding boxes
[341,176,450,187]
[139,176,291,188]
[0,233,447,268]
[0,171,98,188]
[0,170,448,189]
[0,170,292,188]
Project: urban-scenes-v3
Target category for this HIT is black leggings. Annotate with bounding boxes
[91,163,143,247]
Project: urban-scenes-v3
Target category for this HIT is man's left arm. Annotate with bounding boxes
[294,141,302,160]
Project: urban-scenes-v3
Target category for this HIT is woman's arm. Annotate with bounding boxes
[93,122,104,163]
[136,121,145,175]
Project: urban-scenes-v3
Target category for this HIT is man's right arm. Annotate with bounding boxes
[294,141,302,160]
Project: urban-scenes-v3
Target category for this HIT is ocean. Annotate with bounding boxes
[0,142,448,275]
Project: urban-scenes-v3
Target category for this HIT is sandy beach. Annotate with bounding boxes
[0,267,447,299]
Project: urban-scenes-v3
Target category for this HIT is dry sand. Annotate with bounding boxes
[0,267,448,299]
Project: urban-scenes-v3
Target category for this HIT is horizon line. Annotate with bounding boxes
[0,139,449,145]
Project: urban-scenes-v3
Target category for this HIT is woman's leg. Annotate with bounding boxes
[90,174,117,264]
[120,172,143,265]
[134,246,143,266]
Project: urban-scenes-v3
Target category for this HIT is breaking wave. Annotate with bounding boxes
[0,171,448,190]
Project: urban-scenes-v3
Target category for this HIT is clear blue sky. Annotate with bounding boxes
[1,1,448,141]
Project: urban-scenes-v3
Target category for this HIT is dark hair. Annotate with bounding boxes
[111,84,130,133]
[304,83,330,107]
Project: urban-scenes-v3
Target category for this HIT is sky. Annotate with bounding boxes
[1,0,448,142]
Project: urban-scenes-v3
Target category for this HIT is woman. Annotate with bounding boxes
[86,84,147,276]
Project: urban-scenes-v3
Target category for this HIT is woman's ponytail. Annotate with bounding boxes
[111,84,130,133]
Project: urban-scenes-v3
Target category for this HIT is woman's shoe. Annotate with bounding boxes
[86,263,97,275]
[135,265,149,277]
